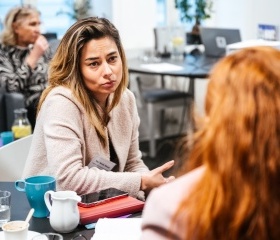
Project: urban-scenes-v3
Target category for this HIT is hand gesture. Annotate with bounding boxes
[32,35,49,57]
[26,35,49,69]
[141,160,175,195]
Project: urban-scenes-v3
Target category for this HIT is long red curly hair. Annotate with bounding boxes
[174,46,280,240]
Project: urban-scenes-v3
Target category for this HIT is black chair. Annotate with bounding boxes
[48,39,60,58]
[0,86,25,132]
[42,32,57,41]
[135,76,194,158]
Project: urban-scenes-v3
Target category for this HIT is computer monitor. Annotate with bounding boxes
[200,27,242,57]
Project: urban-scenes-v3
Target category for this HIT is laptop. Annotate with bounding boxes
[200,27,242,57]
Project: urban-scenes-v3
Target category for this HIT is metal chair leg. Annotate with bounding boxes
[147,103,156,158]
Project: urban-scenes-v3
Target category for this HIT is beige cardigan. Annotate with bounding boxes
[23,86,149,198]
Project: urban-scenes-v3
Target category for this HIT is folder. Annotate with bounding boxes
[78,196,144,225]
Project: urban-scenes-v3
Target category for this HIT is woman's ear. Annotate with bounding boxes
[12,22,20,34]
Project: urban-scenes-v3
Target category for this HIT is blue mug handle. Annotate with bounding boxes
[15,180,26,192]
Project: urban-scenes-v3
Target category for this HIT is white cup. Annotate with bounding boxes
[2,220,29,240]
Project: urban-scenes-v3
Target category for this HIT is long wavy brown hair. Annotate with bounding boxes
[37,17,129,147]
[174,46,280,240]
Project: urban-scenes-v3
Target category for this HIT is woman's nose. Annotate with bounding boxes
[34,29,40,35]
[103,62,113,76]
[34,24,40,33]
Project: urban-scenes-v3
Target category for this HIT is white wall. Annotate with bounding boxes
[200,0,280,41]
[110,0,280,50]
[92,0,112,19]
[208,0,253,40]
[111,0,157,52]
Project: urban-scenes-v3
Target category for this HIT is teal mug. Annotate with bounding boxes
[15,176,56,218]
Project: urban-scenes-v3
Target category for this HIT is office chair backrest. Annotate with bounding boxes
[0,135,33,181]
[0,85,25,132]
[49,39,60,58]
[42,32,57,41]
[0,87,6,131]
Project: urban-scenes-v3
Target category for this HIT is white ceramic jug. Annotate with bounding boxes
[44,190,81,233]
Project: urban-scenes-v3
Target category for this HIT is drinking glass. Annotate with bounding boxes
[0,190,11,227]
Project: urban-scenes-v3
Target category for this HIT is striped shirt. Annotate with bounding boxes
[0,43,50,107]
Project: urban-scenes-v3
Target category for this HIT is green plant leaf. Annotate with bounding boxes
[174,0,213,24]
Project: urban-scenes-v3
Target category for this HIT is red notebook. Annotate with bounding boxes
[78,196,144,225]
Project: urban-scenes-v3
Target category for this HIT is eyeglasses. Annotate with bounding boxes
[31,233,63,240]
[12,5,36,23]
[71,233,88,240]
[31,232,88,240]
[13,8,22,23]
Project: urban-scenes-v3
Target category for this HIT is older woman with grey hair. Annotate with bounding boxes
[0,5,50,130]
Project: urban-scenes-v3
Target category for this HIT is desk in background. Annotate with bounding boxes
[128,54,220,99]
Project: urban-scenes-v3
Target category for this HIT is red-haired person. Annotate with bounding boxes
[141,46,280,240]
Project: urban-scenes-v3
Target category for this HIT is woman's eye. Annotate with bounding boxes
[89,62,98,67]
[30,22,38,27]
[108,56,117,62]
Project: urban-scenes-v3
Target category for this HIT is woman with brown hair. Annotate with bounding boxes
[141,46,280,239]
[23,17,174,199]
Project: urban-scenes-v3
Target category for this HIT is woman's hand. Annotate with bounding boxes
[141,160,175,195]
[26,35,49,69]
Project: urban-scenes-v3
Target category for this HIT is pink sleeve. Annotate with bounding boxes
[140,166,205,240]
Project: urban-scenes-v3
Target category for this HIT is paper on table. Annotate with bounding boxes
[91,218,142,240]
[140,62,183,72]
